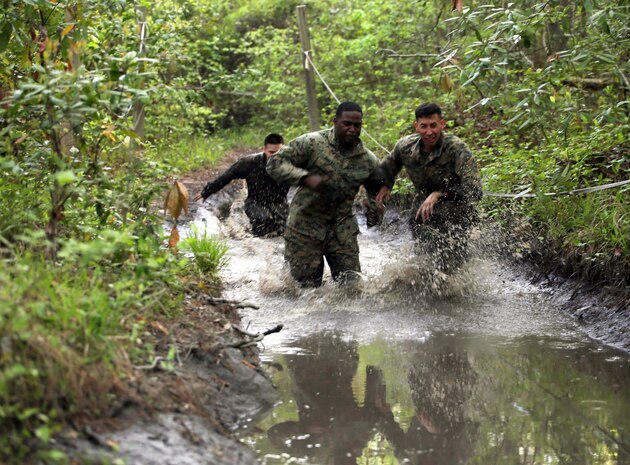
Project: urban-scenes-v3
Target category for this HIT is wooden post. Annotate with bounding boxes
[296,5,320,131]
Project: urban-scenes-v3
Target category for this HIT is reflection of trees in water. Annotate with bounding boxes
[267,332,480,465]
[486,341,630,464]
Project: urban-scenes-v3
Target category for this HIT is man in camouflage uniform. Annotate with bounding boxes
[376,103,482,273]
[267,102,382,287]
[194,133,289,237]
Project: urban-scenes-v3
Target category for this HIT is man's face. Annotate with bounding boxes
[263,143,282,158]
[333,111,362,148]
[414,113,445,151]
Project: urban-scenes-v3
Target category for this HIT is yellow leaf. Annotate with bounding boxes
[164,184,181,219]
[164,181,189,219]
[175,181,189,215]
[61,24,75,39]
[441,73,453,93]
[102,129,116,142]
[168,225,180,249]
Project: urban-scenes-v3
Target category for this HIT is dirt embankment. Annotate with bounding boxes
[59,294,279,464]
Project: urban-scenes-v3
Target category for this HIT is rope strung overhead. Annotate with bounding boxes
[302,50,630,199]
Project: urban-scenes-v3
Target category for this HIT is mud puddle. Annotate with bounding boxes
[187,192,630,465]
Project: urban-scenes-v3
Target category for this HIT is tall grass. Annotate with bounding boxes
[182,226,230,279]
[0,246,185,462]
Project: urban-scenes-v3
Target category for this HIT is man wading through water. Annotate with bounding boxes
[375,103,482,274]
[194,133,289,237]
[267,102,382,287]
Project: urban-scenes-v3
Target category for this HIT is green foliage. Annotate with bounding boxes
[0,243,187,461]
[182,226,229,278]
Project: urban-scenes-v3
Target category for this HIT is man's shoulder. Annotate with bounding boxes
[443,133,468,148]
[293,129,330,144]
[442,133,473,156]
[393,133,421,153]
[238,152,264,164]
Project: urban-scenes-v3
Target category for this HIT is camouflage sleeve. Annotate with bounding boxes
[378,141,404,189]
[266,135,312,186]
[448,145,482,202]
[200,158,248,199]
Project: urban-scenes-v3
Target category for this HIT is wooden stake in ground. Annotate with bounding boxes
[296,5,320,131]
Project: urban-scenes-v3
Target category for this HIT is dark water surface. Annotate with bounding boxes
[191,200,630,465]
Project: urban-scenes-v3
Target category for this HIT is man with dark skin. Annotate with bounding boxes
[267,102,382,287]
[193,133,289,237]
[375,103,482,273]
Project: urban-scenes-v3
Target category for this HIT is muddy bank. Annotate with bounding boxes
[58,293,279,464]
[527,269,630,351]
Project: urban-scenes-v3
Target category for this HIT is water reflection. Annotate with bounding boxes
[245,332,630,465]
[266,333,380,464]
[381,337,479,464]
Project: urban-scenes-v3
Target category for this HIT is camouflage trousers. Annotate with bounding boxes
[410,202,478,275]
[244,201,287,237]
[284,227,361,287]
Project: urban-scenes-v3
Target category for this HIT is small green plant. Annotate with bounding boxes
[183,226,230,278]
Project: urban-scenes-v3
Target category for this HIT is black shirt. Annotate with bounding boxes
[201,153,289,206]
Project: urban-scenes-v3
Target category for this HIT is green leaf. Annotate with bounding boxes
[0,22,11,52]
[35,425,51,442]
[55,171,76,186]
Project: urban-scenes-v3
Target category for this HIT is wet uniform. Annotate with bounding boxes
[379,132,482,272]
[267,129,381,286]
[200,153,289,236]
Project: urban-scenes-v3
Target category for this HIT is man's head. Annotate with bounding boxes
[414,103,445,152]
[263,133,284,158]
[333,101,363,149]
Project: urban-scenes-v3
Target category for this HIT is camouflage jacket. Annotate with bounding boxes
[267,128,381,241]
[380,133,482,206]
[201,152,289,206]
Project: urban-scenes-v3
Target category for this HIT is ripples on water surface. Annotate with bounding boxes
[190,199,630,465]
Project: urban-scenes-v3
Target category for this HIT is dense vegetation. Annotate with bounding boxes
[1,0,628,462]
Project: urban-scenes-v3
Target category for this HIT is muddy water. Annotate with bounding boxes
[190,196,630,465]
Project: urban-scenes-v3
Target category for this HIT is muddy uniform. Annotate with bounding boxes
[380,133,482,272]
[267,129,381,286]
[200,153,289,236]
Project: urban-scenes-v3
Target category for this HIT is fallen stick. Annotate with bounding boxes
[230,324,284,348]
[207,297,260,309]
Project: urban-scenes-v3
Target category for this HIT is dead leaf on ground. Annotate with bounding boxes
[150,321,170,336]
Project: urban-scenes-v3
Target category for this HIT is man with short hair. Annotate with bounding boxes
[376,103,482,273]
[194,133,289,237]
[267,102,382,287]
